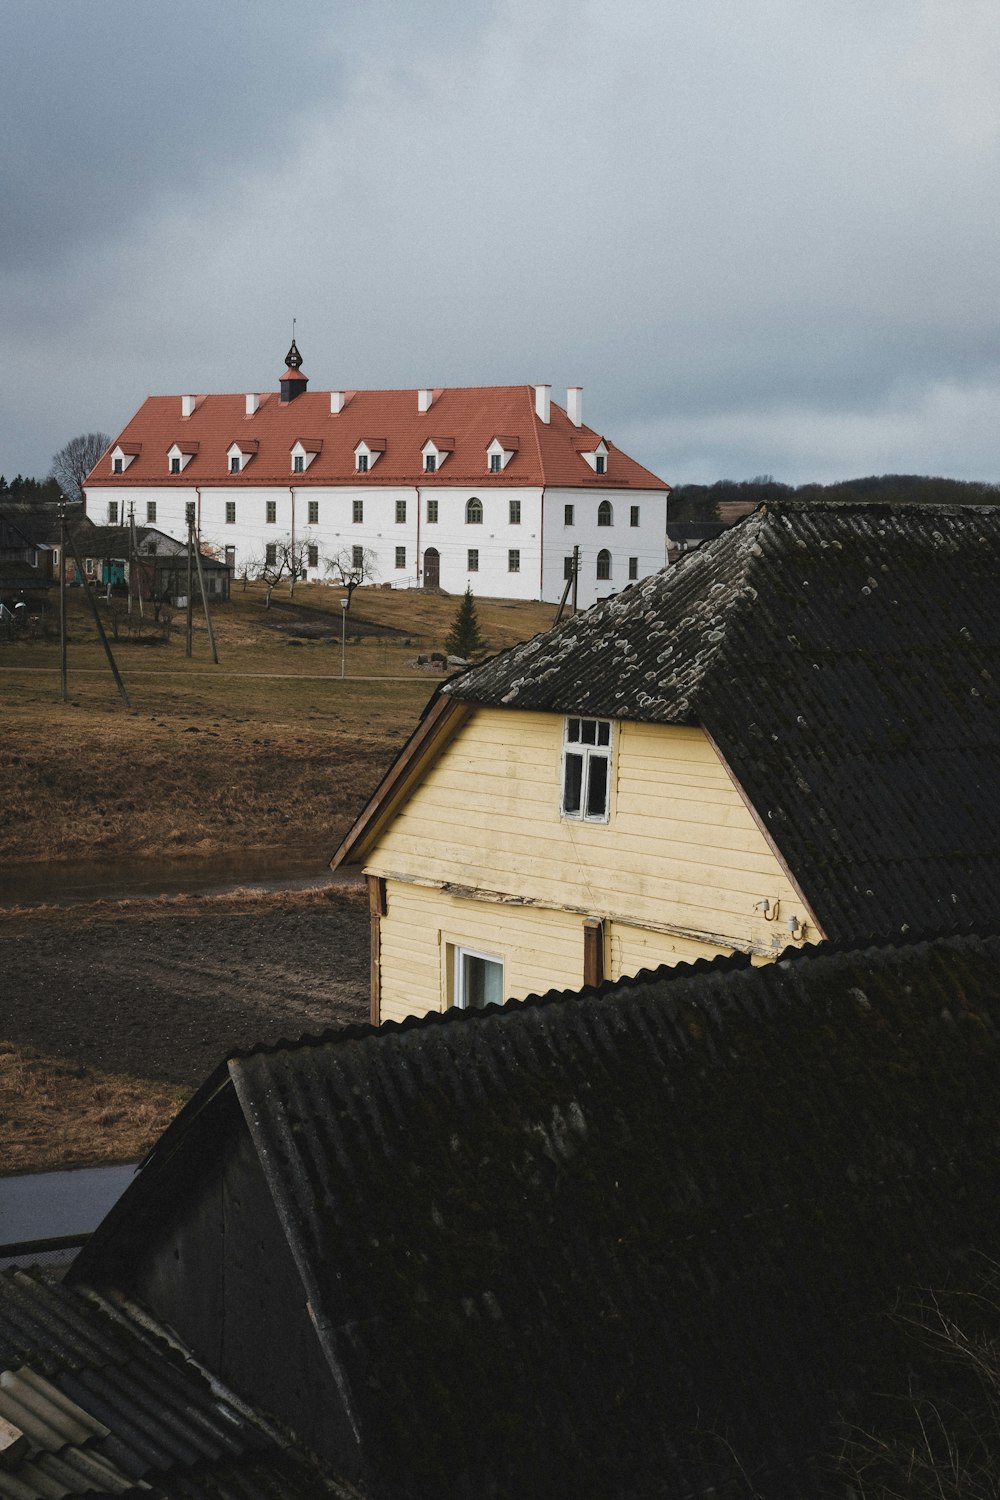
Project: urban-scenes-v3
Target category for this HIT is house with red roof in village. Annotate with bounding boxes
[83,342,669,605]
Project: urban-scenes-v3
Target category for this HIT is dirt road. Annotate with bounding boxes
[0,886,371,1089]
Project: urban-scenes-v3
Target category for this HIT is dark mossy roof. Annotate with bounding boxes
[77,932,1000,1499]
[0,1267,339,1498]
[446,500,1000,942]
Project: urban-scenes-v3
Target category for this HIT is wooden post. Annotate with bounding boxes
[185,521,194,658]
[571,543,579,614]
[65,526,130,707]
[583,917,604,989]
[59,506,67,702]
[367,875,387,1025]
[191,541,219,664]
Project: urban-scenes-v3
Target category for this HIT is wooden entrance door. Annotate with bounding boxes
[423,548,440,589]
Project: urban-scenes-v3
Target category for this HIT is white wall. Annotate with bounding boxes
[85,481,667,601]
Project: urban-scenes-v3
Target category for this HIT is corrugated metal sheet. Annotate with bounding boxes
[447,500,1000,941]
[135,930,1000,1499]
[0,1270,339,1497]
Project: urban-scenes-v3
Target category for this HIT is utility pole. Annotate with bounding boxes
[59,503,67,702]
[129,502,143,620]
[186,519,194,658]
[571,544,579,614]
[65,524,130,707]
[191,540,219,664]
[552,545,580,628]
[340,597,348,678]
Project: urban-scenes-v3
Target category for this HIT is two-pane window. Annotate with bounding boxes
[508,549,520,572]
[185,502,196,526]
[628,556,638,580]
[489,453,502,473]
[427,498,439,523]
[265,543,277,565]
[352,545,364,568]
[225,502,236,524]
[630,505,640,527]
[266,500,276,524]
[308,544,319,567]
[509,500,521,525]
[230,456,240,473]
[562,717,612,822]
[467,549,479,572]
[564,504,574,526]
[352,500,364,523]
[454,947,504,1009]
[395,546,406,569]
[308,500,319,524]
[170,457,181,474]
[395,499,407,523]
[146,502,157,523]
[293,455,304,473]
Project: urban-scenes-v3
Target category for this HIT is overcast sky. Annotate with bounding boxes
[2,0,998,487]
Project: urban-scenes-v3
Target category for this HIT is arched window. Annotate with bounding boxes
[596,549,612,580]
[466,497,483,524]
[597,500,613,527]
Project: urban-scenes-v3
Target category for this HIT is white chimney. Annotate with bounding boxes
[245,393,260,416]
[534,384,551,423]
[181,394,197,418]
[418,388,434,413]
[330,391,346,414]
[567,386,583,427]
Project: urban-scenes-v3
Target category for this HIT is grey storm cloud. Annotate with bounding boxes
[1,0,998,487]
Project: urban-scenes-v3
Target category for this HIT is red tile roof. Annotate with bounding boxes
[88,386,668,490]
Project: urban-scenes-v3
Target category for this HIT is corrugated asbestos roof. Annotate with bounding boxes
[446,500,1000,941]
[0,1269,339,1497]
[78,933,1000,1499]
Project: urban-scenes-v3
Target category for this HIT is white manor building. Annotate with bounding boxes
[84,344,670,606]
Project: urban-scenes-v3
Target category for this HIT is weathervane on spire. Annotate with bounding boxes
[285,317,302,370]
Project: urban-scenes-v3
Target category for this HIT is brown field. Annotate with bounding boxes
[0,585,551,1175]
[0,582,553,864]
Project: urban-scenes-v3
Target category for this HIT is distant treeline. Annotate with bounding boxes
[0,473,62,504]
[670,474,1000,522]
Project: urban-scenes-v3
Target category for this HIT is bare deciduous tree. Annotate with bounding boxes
[50,432,112,503]
[247,536,312,606]
[324,546,378,610]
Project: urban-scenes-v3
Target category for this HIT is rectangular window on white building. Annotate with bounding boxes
[395,499,407,523]
[353,500,364,523]
[564,504,574,526]
[226,502,236,524]
[266,500,276,524]
[108,502,118,524]
[628,556,638,580]
[146,502,156,523]
[185,502,196,526]
[427,498,438,523]
[308,544,319,568]
[562,717,612,822]
[630,505,640,527]
[395,546,406,569]
[509,500,521,524]
[352,545,364,568]
[308,500,319,524]
[467,548,479,572]
[508,549,520,572]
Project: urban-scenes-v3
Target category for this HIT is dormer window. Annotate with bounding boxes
[290,439,322,474]
[109,444,140,474]
[167,441,198,475]
[486,436,518,474]
[422,438,454,474]
[577,437,610,475]
[227,439,257,474]
[355,439,385,474]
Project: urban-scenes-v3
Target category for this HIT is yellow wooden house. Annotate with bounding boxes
[333,500,1000,1023]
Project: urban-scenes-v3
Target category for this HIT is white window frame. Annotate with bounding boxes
[561,716,613,823]
[453,945,505,1010]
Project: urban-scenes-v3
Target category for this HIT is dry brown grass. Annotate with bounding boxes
[0,586,552,864]
[0,1040,189,1174]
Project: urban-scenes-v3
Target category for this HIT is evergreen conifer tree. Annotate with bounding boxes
[445,586,486,659]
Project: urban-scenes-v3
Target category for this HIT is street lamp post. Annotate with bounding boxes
[340,598,348,679]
